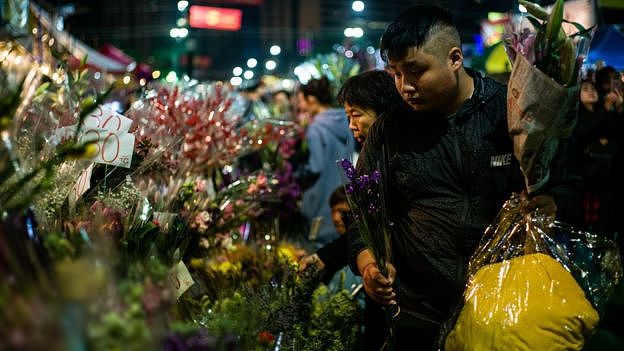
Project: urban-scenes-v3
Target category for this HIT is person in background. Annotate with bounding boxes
[337,70,408,144]
[595,66,623,114]
[271,89,294,120]
[299,69,408,268]
[300,70,407,351]
[299,186,350,282]
[239,79,271,125]
[349,5,574,349]
[573,80,620,234]
[297,76,354,248]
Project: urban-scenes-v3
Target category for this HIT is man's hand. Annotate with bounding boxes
[362,262,397,305]
[522,192,557,217]
[299,253,325,272]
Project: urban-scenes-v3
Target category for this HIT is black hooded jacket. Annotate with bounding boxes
[348,69,579,327]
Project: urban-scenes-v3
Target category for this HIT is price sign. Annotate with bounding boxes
[84,105,133,132]
[68,163,94,211]
[79,128,135,168]
[168,261,195,299]
[52,126,135,168]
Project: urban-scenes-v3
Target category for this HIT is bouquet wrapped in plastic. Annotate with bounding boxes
[443,1,622,350]
[444,194,622,351]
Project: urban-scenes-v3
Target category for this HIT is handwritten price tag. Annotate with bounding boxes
[80,128,135,168]
[84,105,133,132]
[168,261,195,299]
[50,126,135,168]
[68,163,94,211]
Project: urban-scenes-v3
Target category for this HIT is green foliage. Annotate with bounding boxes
[43,232,77,260]
[306,53,360,105]
[87,282,156,351]
[197,263,363,350]
[301,285,363,351]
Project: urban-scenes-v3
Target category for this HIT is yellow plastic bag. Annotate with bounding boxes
[445,253,599,351]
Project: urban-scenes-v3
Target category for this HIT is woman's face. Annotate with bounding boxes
[344,103,377,143]
[580,82,598,105]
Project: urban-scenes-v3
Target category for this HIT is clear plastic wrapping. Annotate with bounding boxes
[444,194,622,351]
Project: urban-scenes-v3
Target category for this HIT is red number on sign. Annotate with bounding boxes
[82,129,101,157]
[73,166,91,199]
[101,133,120,162]
[101,114,122,131]
[92,106,103,117]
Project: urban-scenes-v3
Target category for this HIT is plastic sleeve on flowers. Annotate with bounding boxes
[533,139,583,224]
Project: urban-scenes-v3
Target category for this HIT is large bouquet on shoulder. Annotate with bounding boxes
[443,1,622,350]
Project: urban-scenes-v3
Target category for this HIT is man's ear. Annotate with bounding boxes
[448,47,463,71]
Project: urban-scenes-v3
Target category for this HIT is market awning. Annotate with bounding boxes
[586,25,624,70]
[30,4,134,73]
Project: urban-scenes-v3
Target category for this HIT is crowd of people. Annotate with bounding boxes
[232,5,623,350]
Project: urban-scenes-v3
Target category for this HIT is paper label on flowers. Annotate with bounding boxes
[79,128,135,168]
[84,104,133,132]
[50,124,135,168]
[168,261,194,299]
[68,163,94,210]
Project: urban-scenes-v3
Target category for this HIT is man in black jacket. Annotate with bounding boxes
[349,5,573,350]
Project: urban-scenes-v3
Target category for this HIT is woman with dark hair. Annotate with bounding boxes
[338,70,408,143]
[300,71,407,351]
[297,77,355,248]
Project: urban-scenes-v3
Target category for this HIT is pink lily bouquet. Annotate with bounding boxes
[505,0,592,193]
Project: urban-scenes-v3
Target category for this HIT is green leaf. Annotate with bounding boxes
[569,25,595,39]
[74,84,115,139]
[519,0,549,20]
[546,0,565,46]
[50,48,64,61]
[562,20,587,35]
[559,37,577,86]
[80,55,88,68]
[34,82,51,97]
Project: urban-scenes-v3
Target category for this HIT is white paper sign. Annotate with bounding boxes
[51,125,135,168]
[168,261,195,299]
[80,128,135,168]
[84,104,133,132]
[68,163,94,210]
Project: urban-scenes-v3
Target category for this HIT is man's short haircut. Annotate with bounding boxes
[337,70,404,116]
[380,4,460,63]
